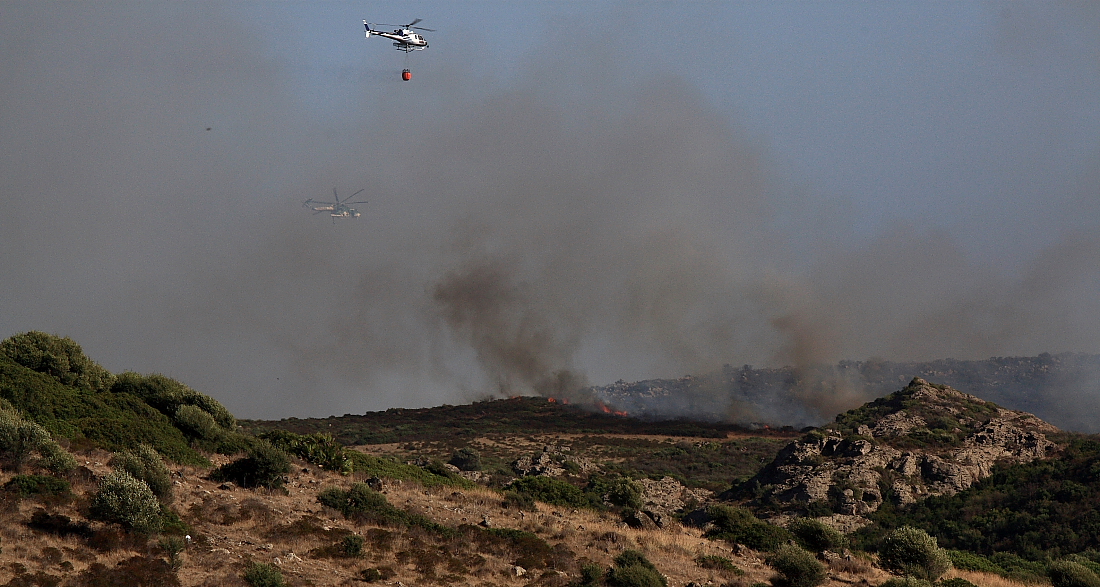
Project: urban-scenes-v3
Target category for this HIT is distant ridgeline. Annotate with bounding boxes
[592,353,1100,432]
[0,331,244,465]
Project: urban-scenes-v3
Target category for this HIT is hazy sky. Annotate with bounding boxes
[2,1,1098,420]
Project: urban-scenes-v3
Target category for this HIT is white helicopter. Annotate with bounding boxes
[303,188,368,223]
[363,18,434,52]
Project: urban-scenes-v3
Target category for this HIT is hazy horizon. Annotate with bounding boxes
[3,2,1098,422]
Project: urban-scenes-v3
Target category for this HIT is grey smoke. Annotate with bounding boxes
[1,3,1099,430]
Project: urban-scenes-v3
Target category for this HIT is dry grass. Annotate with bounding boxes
[945,568,1048,587]
[1,447,1017,587]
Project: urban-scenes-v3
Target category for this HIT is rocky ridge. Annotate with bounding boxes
[744,378,1059,526]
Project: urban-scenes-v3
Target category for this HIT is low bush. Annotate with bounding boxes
[211,440,290,489]
[318,483,448,534]
[946,550,1003,574]
[878,578,932,587]
[3,474,70,498]
[359,567,396,582]
[259,429,351,474]
[696,555,744,574]
[342,534,365,557]
[89,470,163,534]
[242,561,286,587]
[1050,560,1100,587]
[173,404,223,442]
[449,447,482,471]
[608,550,667,587]
[766,544,827,587]
[0,406,77,473]
[938,578,979,587]
[704,505,794,552]
[0,331,115,392]
[508,476,592,509]
[590,475,644,509]
[502,491,537,511]
[788,517,847,553]
[111,444,172,503]
[879,526,951,581]
[345,451,472,488]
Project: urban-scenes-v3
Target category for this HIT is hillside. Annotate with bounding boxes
[6,331,1100,587]
[595,353,1100,432]
[735,379,1059,526]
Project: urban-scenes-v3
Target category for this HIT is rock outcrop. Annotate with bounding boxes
[744,378,1059,517]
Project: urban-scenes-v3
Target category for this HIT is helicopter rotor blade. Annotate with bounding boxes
[406,18,422,27]
[333,187,340,203]
[411,26,435,32]
[350,188,366,199]
[346,201,368,205]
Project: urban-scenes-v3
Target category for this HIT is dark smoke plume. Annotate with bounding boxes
[1,3,1099,429]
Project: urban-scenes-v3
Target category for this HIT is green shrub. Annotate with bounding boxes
[878,578,933,587]
[359,567,395,582]
[242,561,286,587]
[3,474,70,498]
[988,552,1049,583]
[449,447,482,471]
[508,476,591,508]
[90,470,163,533]
[159,535,186,570]
[111,444,172,503]
[0,406,76,473]
[342,534,365,557]
[259,429,351,474]
[607,550,667,587]
[938,578,979,587]
[1050,561,1100,587]
[502,490,537,511]
[766,544,827,587]
[318,483,448,534]
[590,475,644,509]
[879,526,951,581]
[788,517,848,553]
[704,505,794,552]
[579,562,604,586]
[112,372,235,429]
[1065,555,1100,577]
[345,451,472,489]
[696,554,744,574]
[211,440,290,489]
[173,405,222,441]
[0,331,115,392]
[946,551,1003,574]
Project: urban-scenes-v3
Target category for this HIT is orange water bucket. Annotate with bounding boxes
[401,69,411,81]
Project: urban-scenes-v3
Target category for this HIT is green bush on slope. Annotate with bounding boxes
[90,469,163,534]
[0,331,115,393]
[0,405,77,473]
